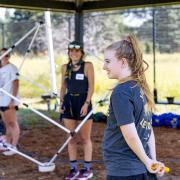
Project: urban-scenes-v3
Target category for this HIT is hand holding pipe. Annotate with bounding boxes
[151,164,170,173]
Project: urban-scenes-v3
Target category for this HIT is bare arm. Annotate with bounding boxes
[147,126,156,160]
[80,62,94,116]
[9,79,19,107]
[12,79,19,97]
[147,126,166,176]
[59,64,67,106]
[85,62,94,103]
[120,123,150,165]
[120,123,159,173]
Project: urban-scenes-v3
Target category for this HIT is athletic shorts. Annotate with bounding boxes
[107,172,158,180]
[0,106,19,112]
[60,93,93,120]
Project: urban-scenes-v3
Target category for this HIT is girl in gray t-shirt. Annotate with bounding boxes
[102,34,166,180]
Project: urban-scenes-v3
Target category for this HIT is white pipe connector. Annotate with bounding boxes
[38,163,55,172]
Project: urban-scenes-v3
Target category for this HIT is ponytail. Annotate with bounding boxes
[128,34,156,111]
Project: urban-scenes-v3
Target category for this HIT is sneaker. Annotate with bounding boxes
[0,135,6,143]
[3,147,17,156]
[0,144,7,151]
[75,168,93,180]
[65,168,79,180]
[0,136,7,151]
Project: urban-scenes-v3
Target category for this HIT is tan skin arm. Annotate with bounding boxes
[9,79,19,108]
[59,64,67,112]
[120,123,165,175]
[80,62,94,116]
[85,62,94,103]
[147,126,156,160]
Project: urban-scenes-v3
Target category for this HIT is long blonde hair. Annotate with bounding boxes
[106,34,156,111]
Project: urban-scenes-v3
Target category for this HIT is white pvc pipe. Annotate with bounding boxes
[0,142,44,166]
[48,136,72,165]
[0,23,42,61]
[0,88,70,134]
[1,25,42,90]
[75,91,109,132]
[44,11,57,95]
[48,91,110,164]
[19,74,59,98]
[18,24,41,72]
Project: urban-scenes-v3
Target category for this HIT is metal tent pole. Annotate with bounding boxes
[152,8,157,103]
[0,22,43,61]
[44,11,57,96]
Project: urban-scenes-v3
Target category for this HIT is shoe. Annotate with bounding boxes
[0,136,7,151]
[3,146,17,156]
[65,168,79,180]
[75,168,93,180]
[0,135,6,143]
[0,145,7,151]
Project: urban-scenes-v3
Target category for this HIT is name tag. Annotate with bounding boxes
[76,73,84,80]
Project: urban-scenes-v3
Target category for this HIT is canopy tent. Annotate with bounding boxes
[0,0,180,12]
[0,0,180,105]
[0,0,180,42]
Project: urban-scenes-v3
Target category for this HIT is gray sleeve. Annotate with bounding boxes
[111,91,135,126]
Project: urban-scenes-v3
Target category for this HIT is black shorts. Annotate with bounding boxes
[107,172,158,180]
[0,106,19,112]
[61,93,93,120]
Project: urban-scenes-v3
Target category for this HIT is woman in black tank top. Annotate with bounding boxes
[59,41,94,179]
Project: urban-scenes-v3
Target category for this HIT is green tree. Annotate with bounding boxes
[155,7,180,53]
[84,12,126,54]
[4,9,72,54]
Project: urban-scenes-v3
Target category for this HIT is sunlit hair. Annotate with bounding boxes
[106,34,156,111]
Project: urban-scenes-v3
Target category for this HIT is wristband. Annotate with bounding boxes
[85,101,90,105]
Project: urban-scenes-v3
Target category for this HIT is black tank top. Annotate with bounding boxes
[66,62,88,94]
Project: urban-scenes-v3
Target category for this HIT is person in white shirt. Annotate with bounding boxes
[0,48,20,156]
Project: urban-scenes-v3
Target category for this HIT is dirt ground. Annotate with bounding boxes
[0,122,179,180]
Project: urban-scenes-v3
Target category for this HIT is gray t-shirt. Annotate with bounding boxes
[102,81,152,176]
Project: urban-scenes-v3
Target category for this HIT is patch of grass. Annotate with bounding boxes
[17,108,60,129]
